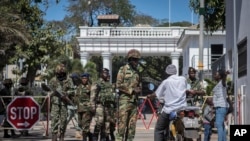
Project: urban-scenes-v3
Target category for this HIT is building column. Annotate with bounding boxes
[101,52,112,82]
[171,52,181,75]
[80,52,90,67]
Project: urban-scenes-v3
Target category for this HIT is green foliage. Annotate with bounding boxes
[204,78,216,96]
[83,61,98,83]
[189,0,225,32]
[204,78,234,96]
[158,21,192,27]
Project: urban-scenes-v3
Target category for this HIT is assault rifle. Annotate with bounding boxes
[41,83,74,106]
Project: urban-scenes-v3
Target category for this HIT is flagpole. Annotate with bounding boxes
[169,0,171,27]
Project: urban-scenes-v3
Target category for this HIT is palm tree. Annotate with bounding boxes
[0,0,30,48]
[0,0,30,74]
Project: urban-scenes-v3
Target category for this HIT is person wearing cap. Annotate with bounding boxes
[186,67,205,106]
[115,49,142,141]
[90,68,115,141]
[147,64,187,141]
[74,72,93,141]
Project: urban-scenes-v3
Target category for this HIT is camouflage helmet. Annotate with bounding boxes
[127,49,141,59]
[55,63,66,74]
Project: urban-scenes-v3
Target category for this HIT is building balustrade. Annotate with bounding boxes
[79,26,187,38]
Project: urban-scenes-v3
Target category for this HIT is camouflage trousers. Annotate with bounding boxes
[91,104,104,135]
[116,101,138,141]
[101,105,114,137]
[78,109,92,133]
[51,103,68,134]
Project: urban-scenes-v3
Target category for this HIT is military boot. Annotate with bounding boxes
[82,132,87,141]
[11,129,19,138]
[92,133,99,141]
[110,132,115,141]
[3,130,11,138]
[59,133,64,141]
[51,133,57,141]
[106,136,110,141]
[100,133,107,141]
[88,132,94,141]
[75,130,82,139]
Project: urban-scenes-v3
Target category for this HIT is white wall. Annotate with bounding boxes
[181,33,226,76]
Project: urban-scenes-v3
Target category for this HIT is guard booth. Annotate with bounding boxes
[97,14,120,26]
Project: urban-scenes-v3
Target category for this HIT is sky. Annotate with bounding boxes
[44,0,199,24]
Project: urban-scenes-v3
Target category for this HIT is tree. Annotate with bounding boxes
[0,0,66,84]
[189,0,225,32]
[133,13,159,26]
[158,21,192,27]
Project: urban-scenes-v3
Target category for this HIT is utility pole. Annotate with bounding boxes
[198,0,205,81]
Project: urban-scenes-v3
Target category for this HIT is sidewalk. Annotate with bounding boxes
[0,113,220,141]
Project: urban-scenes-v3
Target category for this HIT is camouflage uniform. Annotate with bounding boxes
[186,67,205,106]
[75,79,92,141]
[49,63,73,141]
[115,49,142,141]
[90,68,115,141]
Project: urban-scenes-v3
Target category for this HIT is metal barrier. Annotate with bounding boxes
[137,96,159,130]
[137,95,235,130]
[0,95,50,136]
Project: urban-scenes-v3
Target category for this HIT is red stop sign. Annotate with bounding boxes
[7,96,40,130]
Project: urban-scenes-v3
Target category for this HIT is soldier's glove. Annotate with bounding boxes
[133,87,141,94]
[90,105,96,114]
[47,91,53,97]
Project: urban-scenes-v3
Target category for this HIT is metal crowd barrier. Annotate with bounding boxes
[0,95,50,136]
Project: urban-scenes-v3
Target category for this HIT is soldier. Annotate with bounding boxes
[49,63,73,141]
[90,68,115,141]
[67,72,82,139]
[115,49,142,141]
[186,67,205,106]
[15,77,33,136]
[108,81,116,141]
[75,72,93,141]
[0,79,18,138]
[101,74,116,141]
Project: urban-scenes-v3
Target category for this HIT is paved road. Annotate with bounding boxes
[0,114,219,141]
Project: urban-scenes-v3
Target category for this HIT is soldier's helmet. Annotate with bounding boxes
[55,63,66,74]
[127,49,141,59]
[19,77,28,86]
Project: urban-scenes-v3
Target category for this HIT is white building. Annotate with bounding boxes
[226,0,249,124]
[177,27,226,78]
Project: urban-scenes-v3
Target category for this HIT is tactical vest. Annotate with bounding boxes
[187,78,204,106]
[50,77,71,105]
[78,85,91,103]
[96,81,115,105]
[77,84,91,112]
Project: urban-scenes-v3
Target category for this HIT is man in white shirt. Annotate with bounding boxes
[148,64,187,141]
